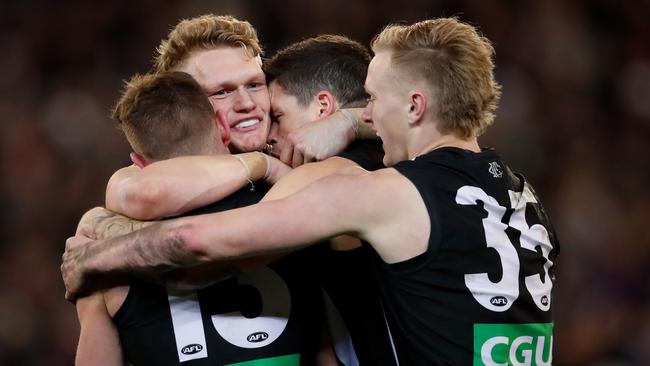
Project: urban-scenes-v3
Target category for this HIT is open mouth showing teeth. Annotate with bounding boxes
[234,119,260,129]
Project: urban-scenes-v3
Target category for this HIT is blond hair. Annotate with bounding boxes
[155,14,262,72]
[112,72,216,160]
[371,18,501,138]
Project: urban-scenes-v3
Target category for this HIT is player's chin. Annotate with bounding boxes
[232,133,268,153]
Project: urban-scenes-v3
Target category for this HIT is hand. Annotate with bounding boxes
[285,109,357,167]
[76,206,112,239]
[61,234,95,303]
[264,155,292,184]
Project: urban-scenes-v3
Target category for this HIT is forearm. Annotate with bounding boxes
[355,118,377,139]
[79,208,155,240]
[78,219,204,279]
[75,293,124,366]
[263,157,356,201]
[342,108,376,140]
[191,178,370,261]
[106,153,269,220]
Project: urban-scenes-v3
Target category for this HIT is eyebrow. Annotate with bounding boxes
[208,69,266,91]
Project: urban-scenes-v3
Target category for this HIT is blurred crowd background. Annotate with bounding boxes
[0,0,648,364]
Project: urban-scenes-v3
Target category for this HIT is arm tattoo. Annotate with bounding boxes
[91,211,155,240]
[80,220,203,278]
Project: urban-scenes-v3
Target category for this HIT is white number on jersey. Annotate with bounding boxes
[456,183,553,312]
[167,266,292,361]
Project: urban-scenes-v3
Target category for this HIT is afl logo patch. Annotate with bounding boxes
[490,296,508,307]
[181,344,203,355]
[541,295,549,306]
[247,331,269,343]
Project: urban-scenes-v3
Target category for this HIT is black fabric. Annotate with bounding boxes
[113,186,322,365]
[370,147,559,365]
[337,139,384,171]
[319,140,395,365]
[314,244,397,366]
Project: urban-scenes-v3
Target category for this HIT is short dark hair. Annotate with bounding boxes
[264,35,370,108]
[112,71,215,160]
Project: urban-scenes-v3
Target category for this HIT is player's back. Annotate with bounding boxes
[110,186,323,365]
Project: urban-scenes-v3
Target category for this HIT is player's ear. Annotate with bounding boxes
[130,152,149,168]
[215,110,231,146]
[315,91,336,118]
[407,90,427,126]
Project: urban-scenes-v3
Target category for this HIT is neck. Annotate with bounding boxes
[408,134,480,160]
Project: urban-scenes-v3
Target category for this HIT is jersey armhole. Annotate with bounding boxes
[377,165,442,274]
[110,279,133,324]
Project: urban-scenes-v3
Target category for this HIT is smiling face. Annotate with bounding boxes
[178,46,271,153]
[361,51,411,166]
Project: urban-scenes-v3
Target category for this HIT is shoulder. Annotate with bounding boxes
[336,168,430,263]
[324,167,423,224]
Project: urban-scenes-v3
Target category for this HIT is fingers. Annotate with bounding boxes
[61,259,76,303]
[292,149,305,168]
[65,290,76,304]
[62,234,94,303]
[280,143,294,166]
[61,248,76,303]
[66,234,92,251]
[303,153,316,164]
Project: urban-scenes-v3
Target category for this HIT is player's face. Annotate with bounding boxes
[179,46,271,153]
[267,81,321,159]
[362,51,410,166]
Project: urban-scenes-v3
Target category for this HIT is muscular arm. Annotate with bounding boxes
[262,157,360,201]
[72,157,359,290]
[77,207,154,240]
[85,156,357,240]
[63,168,430,301]
[75,292,124,366]
[106,153,273,220]
[264,157,366,251]
[74,207,278,288]
[287,108,377,166]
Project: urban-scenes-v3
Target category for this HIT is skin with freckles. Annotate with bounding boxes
[178,47,272,153]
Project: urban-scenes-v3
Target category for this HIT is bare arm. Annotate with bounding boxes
[263,157,366,251]
[62,168,430,301]
[77,207,154,240]
[74,207,279,288]
[106,153,288,220]
[262,157,360,201]
[75,292,124,366]
[287,108,377,167]
[85,156,356,240]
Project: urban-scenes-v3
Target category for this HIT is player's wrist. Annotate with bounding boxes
[235,153,266,182]
[340,108,360,142]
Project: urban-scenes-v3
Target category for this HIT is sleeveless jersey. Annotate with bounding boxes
[338,139,384,172]
[373,147,559,365]
[113,185,323,366]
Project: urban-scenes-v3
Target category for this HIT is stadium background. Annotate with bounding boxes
[0,0,648,364]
